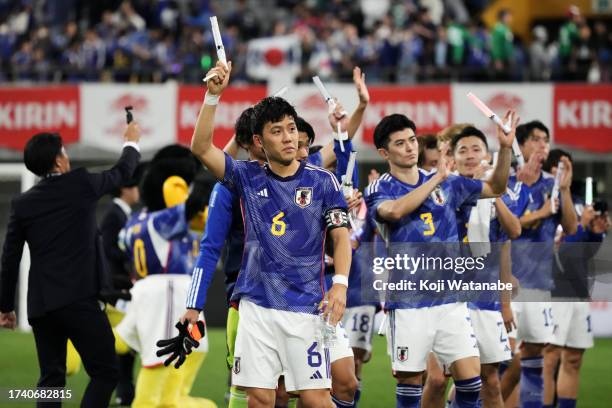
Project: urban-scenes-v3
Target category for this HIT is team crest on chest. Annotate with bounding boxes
[430,186,447,205]
[295,187,313,208]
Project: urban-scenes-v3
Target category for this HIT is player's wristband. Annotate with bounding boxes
[333,131,349,142]
[204,92,220,106]
[332,274,348,288]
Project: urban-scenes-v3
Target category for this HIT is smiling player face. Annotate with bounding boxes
[454,136,488,178]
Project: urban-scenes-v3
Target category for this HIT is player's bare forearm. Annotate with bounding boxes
[378,173,443,222]
[499,241,513,303]
[330,227,351,280]
[519,205,549,228]
[190,103,226,179]
[319,143,337,169]
[560,188,578,235]
[326,227,351,325]
[347,103,366,140]
[481,146,511,198]
[495,198,521,239]
[223,135,240,159]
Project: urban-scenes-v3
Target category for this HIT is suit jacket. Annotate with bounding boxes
[101,201,132,291]
[0,146,140,319]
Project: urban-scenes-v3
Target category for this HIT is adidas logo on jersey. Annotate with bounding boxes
[257,188,269,198]
[310,370,323,379]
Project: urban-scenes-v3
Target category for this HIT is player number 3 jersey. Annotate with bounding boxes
[222,153,348,314]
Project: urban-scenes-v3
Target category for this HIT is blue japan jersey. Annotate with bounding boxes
[508,172,560,290]
[364,170,482,309]
[120,204,199,277]
[222,154,348,313]
[364,171,483,243]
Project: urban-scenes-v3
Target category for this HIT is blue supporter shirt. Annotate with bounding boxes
[222,153,348,313]
[120,204,199,277]
[508,172,561,290]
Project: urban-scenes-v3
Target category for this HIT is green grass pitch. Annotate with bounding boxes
[0,329,610,407]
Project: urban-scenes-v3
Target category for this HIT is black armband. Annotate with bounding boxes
[325,207,350,230]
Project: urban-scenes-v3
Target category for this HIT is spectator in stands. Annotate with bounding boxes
[530,25,552,81]
[491,8,514,80]
[592,21,611,81]
[558,5,583,78]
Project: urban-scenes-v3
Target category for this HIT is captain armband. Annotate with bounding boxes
[324,208,350,230]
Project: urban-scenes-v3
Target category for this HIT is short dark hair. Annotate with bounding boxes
[417,134,438,167]
[451,126,488,152]
[251,97,298,137]
[235,107,254,149]
[309,144,323,155]
[373,114,417,149]
[296,116,315,145]
[516,120,550,145]
[24,132,63,176]
[543,148,572,172]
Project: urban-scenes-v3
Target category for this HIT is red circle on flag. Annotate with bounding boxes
[264,48,284,66]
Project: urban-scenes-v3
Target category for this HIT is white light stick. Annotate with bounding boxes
[551,161,565,214]
[342,151,357,229]
[313,76,336,109]
[210,16,227,66]
[378,314,387,336]
[273,86,289,98]
[202,72,217,82]
[585,177,593,206]
[342,151,357,195]
[312,76,348,152]
[466,92,525,167]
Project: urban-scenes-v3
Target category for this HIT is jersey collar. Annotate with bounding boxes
[264,160,305,182]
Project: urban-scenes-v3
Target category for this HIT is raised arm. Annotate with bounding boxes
[558,157,578,235]
[347,66,369,138]
[190,61,232,179]
[480,111,519,198]
[319,67,369,168]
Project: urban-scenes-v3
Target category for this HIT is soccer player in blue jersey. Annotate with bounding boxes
[451,126,525,408]
[542,150,608,408]
[364,111,519,408]
[504,122,577,408]
[187,61,351,408]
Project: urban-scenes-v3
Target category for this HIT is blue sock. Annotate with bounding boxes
[558,398,576,408]
[396,384,422,408]
[354,379,362,406]
[520,357,544,408]
[331,394,354,408]
[451,377,482,408]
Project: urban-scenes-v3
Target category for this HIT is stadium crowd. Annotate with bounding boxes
[1,0,610,84]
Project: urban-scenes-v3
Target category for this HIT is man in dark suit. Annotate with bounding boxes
[100,166,143,407]
[0,122,141,407]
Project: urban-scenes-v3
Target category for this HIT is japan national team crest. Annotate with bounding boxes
[295,187,313,208]
[233,357,241,374]
[430,186,447,205]
[397,346,409,362]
